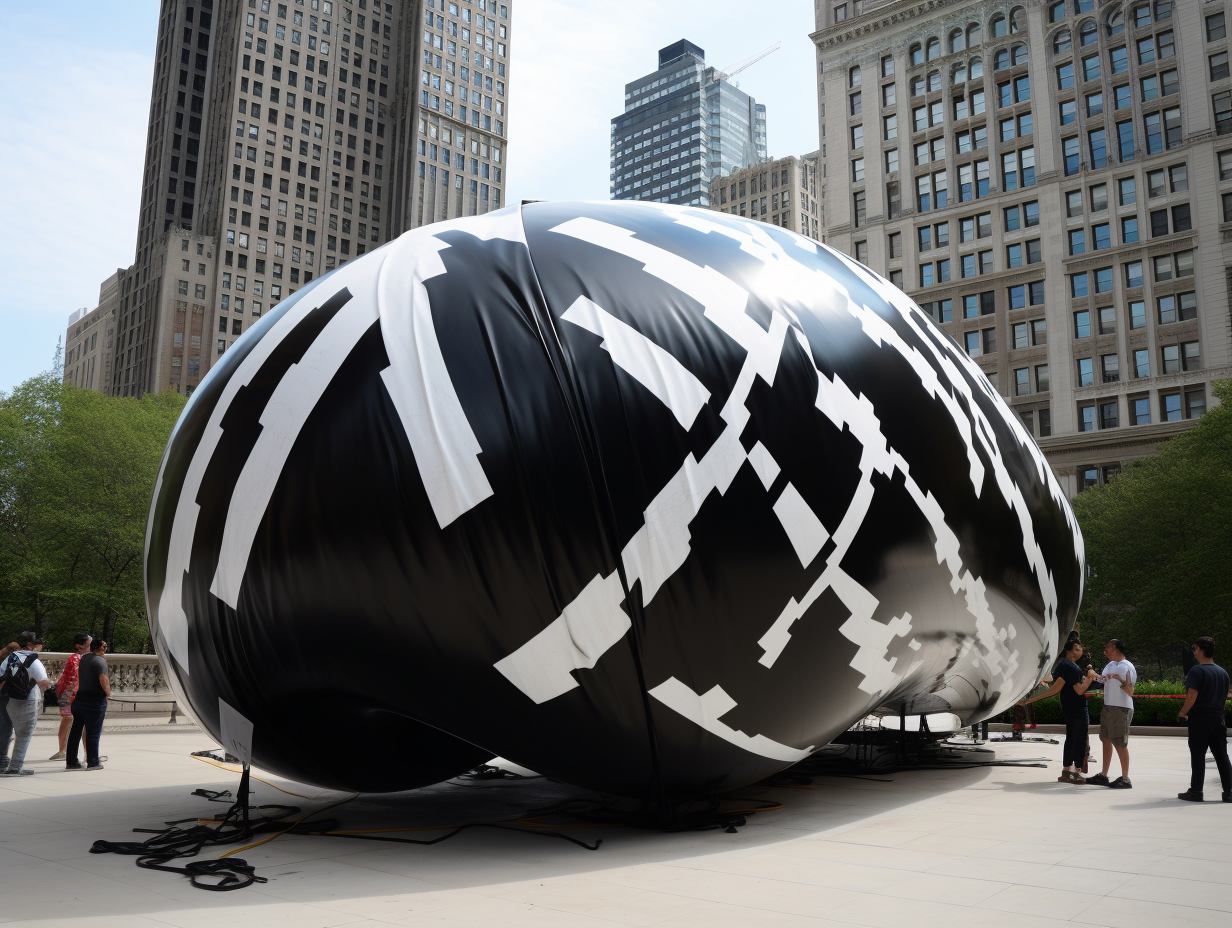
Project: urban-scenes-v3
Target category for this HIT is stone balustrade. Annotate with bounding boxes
[37,651,167,694]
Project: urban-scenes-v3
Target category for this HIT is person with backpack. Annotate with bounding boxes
[0,639,19,771]
[0,632,50,776]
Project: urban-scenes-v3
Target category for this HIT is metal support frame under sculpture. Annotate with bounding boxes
[144,201,1084,797]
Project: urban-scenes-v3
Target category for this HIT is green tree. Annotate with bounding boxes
[0,373,185,651]
[1073,380,1232,678]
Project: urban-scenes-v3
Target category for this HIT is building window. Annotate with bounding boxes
[1101,354,1120,384]
[1078,404,1096,432]
[1186,387,1207,419]
[1215,91,1232,134]
[1131,396,1151,425]
[1063,136,1080,174]
[1100,400,1119,429]
[1077,357,1094,387]
[1036,364,1050,393]
[1181,340,1201,371]
[1010,368,1029,397]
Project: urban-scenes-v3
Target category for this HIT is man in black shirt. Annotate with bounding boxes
[66,639,110,771]
[1021,638,1098,783]
[1177,636,1232,802]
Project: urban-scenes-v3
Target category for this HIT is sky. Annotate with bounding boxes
[0,0,818,395]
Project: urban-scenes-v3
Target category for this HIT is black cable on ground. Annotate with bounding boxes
[90,778,296,890]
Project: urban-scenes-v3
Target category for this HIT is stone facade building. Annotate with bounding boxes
[707,154,822,239]
[813,0,1230,495]
[101,0,513,399]
[63,271,124,392]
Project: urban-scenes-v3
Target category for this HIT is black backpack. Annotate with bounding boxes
[2,653,39,700]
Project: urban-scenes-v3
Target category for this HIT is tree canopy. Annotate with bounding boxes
[1072,380,1232,678]
[0,372,185,651]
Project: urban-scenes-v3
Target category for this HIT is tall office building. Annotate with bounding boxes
[106,0,513,398]
[814,0,1230,496]
[611,40,767,206]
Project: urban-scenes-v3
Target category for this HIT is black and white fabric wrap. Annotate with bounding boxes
[144,201,1084,797]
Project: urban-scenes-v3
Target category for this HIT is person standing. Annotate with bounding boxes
[49,633,92,761]
[0,633,50,776]
[1020,638,1098,783]
[0,640,19,772]
[66,638,110,772]
[1087,638,1136,789]
[1177,637,1232,802]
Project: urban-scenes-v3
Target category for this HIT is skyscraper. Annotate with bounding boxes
[814,0,1229,496]
[611,40,767,206]
[106,0,514,398]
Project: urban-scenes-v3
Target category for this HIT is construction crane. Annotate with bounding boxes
[712,42,781,83]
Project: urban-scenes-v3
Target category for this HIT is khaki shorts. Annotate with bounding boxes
[1100,704,1133,746]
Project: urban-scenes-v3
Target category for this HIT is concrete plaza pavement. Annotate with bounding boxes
[2,726,1230,928]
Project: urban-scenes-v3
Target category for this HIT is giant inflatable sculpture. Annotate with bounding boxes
[145,201,1084,797]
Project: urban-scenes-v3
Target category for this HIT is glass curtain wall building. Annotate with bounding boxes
[611,40,767,206]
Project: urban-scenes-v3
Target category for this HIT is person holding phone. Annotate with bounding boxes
[1020,638,1098,783]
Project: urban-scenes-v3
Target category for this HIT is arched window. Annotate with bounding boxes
[950,28,966,53]
[1054,29,1072,53]
[967,23,982,47]
[928,69,941,92]
[1079,20,1098,46]
[994,48,1011,70]
[1106,9,1124,37]
[849,65,861,87]
[952,61,968,85]
[1074,0,1093,13]
[1012,43,1028,66]
[969,56,984,79]
[990,14,1007,38]
[1049,1,1067,22]
[910,43,924,66]
[926,37,941,60]
[1009,7,1025,34]
[910,74,926,96]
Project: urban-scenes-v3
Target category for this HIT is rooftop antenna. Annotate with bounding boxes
[712,42,781,83]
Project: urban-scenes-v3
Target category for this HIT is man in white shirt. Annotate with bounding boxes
[1087,638,1136,789]
[0,633,50,776]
